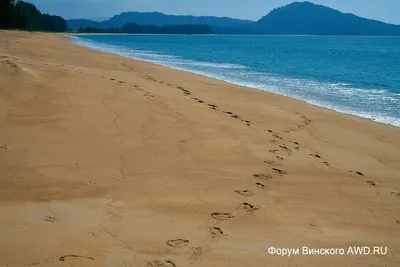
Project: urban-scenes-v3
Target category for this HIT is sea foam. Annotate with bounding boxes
[66,35,400,127]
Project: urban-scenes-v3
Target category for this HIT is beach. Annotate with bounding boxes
[0,30,399,266]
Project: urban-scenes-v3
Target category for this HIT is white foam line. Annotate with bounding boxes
[66,35,400,128]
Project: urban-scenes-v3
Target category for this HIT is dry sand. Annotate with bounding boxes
[0,31,399,267]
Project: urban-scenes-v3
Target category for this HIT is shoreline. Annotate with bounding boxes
[67,33,400,128]
[68,33,400,37]
[1,31,400,267]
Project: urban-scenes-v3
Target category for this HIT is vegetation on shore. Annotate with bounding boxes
[78,23,214,34]
[0,0,67,32]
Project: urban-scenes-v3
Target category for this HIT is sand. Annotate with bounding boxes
[0,31,399,267]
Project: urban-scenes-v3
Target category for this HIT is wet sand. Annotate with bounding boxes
[0,30,399,267]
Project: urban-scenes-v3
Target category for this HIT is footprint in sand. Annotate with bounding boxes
[177,86,191,96]
[207,104,218,110]
[59,255,94,262]
[239,119,250,126]
[255,182,265,189]
[290,141,300,146]
[193,98,204,103]
[350,171,364,176]
[272,168,288,175]
[276,156,284,161]
[147,260,176,267]
[273,133,283,140]
[1,145,8,150]
[300,114,312,125]
[304,119,312,125]
[279,145,292,155]
[234,189,255,197]
[322,161,331,167]
[367,180,376,187]
[390,192,400,198]
[310,153,322,159]
[43,216,57,223]
[310,153,334,167]
[166,239,189,248]
[209,226,225,238]
[144,92,155,99]
[223,111,240,119]
[253,173,273,180]
[211,212,235,221]
[241,202,260,212]
[264,159,280,166]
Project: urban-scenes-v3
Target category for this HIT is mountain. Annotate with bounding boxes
[90,17,110,22]
[67,2,400,35]
[67,12,254,33]
[251,1,400,35]
[67,19,101,29]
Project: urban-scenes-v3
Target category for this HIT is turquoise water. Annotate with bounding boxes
[67,35,400,127]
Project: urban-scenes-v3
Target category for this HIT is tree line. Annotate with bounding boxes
[0,1,213,34]
[0,0,67,32]
[78,23,214,34]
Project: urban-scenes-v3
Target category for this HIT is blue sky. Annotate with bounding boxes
[26,0,400,24]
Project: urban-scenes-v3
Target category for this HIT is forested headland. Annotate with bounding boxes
[0,0,213,34]
[0,0,67,32]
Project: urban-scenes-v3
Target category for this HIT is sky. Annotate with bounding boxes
[26,0,400,24]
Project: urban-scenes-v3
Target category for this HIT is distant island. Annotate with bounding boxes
[67,13,252,34]
[79,23,214,34]
[68,1,400,36]
[250,1,400,35]
[1,1,400,35]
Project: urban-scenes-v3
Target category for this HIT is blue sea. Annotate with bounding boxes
[67,35,400,127]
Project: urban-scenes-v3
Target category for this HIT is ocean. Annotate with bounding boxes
[67,34,400,127]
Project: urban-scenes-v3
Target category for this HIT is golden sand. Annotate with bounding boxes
[0,31,399,266]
